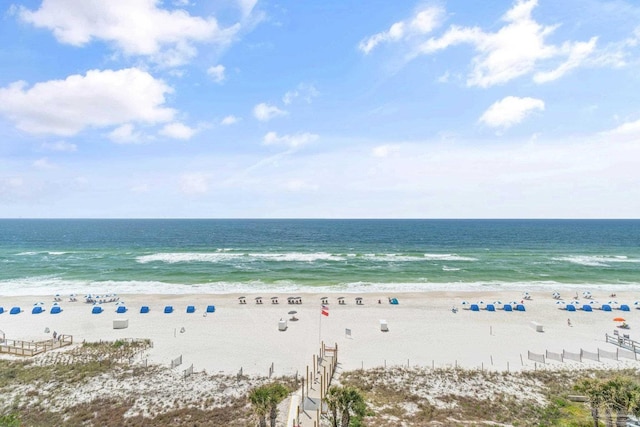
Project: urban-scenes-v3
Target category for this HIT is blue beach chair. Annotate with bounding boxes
[10,307,21,315]
[486,304,495,312]
[186,305,195,313]
[140,306,150,314]
[582,304,592,312]
[0,307,4,314]
[116,306,127,314]
[516,304,526,312]
[566,304,576,312]
[92,306,103,314]
[206,305,215,313]
[503,304,513,312]
[601,304,612,311]
[164,305,173,314]
[620,304,630,312]
[50,306,62,314]
[470,304,480,312]
[32,306,44,314]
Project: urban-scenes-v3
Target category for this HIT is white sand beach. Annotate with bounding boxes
[2,289,638,376]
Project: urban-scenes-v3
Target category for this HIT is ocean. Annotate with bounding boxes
[1,219,639,296]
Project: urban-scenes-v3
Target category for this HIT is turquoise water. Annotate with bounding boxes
[0,219,639,295]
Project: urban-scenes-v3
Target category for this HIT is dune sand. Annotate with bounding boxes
[1,289,638,375]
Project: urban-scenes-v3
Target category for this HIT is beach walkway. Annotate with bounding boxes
[0,334,73,357]
[287,342,339,427]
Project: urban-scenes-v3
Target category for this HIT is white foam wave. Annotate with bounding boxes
[423,254,477,262]
[554,255,640,267]
[15,251,70,256]
[442,266,461,271]
[137,252,347,263]
[3,277,640,296]
[137,251,478,264]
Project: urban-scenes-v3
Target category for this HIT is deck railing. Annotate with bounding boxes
[0,335,73,357]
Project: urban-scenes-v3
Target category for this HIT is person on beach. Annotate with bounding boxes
[567,319,572,327]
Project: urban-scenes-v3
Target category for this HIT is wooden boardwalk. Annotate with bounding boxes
[0,335,73,357]
[287,342,339,427]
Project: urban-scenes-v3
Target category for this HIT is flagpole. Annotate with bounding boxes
[319,303,322,346]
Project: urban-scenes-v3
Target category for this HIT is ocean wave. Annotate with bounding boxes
[136,251,477,264]
[423,254,477,262]
[15,251,70,256]
[3,277,640,296]
[136,252,347,264]
[554,255,640,267]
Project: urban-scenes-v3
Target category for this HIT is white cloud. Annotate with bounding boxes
[180,172,209,194]
[221,115,239,125]
[601,118,640,142]
[238,0,258,18]
[359,6,444,54]
[282,83,319,105]
[108,123,144,144]
[0,68,175,136]
[372,145,400,158]
[19,0,240,67]
[534,37,598,83]
[160,122,197,140]
[479,96,545,129]
[263,131,319,149]
[41,141,77,152]
[253,103,287,122]
[33,158,56,169]
[372,0,598,87]
[207,64,225,83]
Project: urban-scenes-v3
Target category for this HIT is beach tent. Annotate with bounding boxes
[186,305,195,313]
[140,306,150,314]
[206,305,215,313]
[503,304,513,312]
[486,304,496,312]
[470,304,480,312]
[116,306,127,314]
[601,304,612,311]
[50,306,62,314]
[620,304,631,312]
[566,304,577,312]
[582,305,593,312]
[92,306,103,314]
[31,306,44,314]
[10,307,20,315]
[164,306,173,314]
[515,304,526,312]
[389,298,399,305]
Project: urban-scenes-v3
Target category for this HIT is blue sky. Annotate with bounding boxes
[1,0,640,218]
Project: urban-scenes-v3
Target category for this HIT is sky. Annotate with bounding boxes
[1,0,640,219]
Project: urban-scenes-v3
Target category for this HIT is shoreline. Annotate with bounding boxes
[2,289,639,375]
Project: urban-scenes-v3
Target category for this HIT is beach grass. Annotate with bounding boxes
[0,340,297,427]
[0,346,636,426]
[338,366,630,426]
